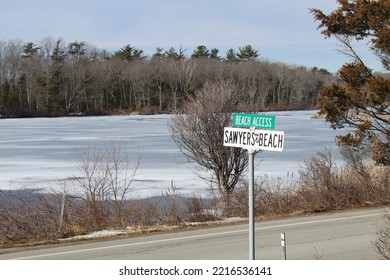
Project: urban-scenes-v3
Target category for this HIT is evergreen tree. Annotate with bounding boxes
[210,48,221,60]
[114,44,146,61]
[51,40,66,63]
[22,42,39,58]
[312,0,390,164]
[152,47,166,60]
[68,41,86,60]
[191,45,210,58]
[237,45,259,61]
[165,46,186,60]
[46,39,66,112]
[225,48,237,62]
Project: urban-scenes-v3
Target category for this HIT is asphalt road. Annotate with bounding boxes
[0,207,386,260]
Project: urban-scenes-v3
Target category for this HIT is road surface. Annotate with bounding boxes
[0,207,386,260]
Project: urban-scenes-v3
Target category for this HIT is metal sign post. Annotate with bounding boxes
[224,113,284,260]
[248,149,255,260]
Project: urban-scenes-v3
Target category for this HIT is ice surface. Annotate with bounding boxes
[0,111,346,197]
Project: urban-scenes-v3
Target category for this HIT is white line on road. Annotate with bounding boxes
[13,212,381,260]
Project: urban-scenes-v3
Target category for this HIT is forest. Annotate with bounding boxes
[0,37,336,117]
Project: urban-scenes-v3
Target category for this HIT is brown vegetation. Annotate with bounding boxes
[1,148,389,249]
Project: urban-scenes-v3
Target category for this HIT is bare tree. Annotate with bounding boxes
[168,79,248,201]
[70,142,140,229]
[105,143,141,226]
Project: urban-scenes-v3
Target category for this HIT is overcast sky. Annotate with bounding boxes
[0,0,383,72]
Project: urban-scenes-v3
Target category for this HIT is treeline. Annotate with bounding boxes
[0,37,335,117]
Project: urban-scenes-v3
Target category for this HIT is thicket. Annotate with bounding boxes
[1,148,389,257]
[0,38,334,117]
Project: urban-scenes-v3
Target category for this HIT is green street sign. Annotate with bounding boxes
[232,113,275,130]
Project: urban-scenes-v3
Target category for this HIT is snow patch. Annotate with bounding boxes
[59,217,248,242]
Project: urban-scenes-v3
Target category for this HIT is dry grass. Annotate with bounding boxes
[1,149,390,249]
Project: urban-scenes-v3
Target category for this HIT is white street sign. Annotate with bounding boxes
[223,126,284,152]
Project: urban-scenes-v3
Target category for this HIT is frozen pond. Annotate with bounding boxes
[0,111,344,197]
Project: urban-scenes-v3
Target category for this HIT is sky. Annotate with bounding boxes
[0,0,384,73]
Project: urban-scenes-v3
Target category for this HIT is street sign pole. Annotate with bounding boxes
[248,149,255,260]
[224,113,284,260]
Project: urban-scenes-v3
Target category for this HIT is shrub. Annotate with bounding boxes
[375,210,390,260]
